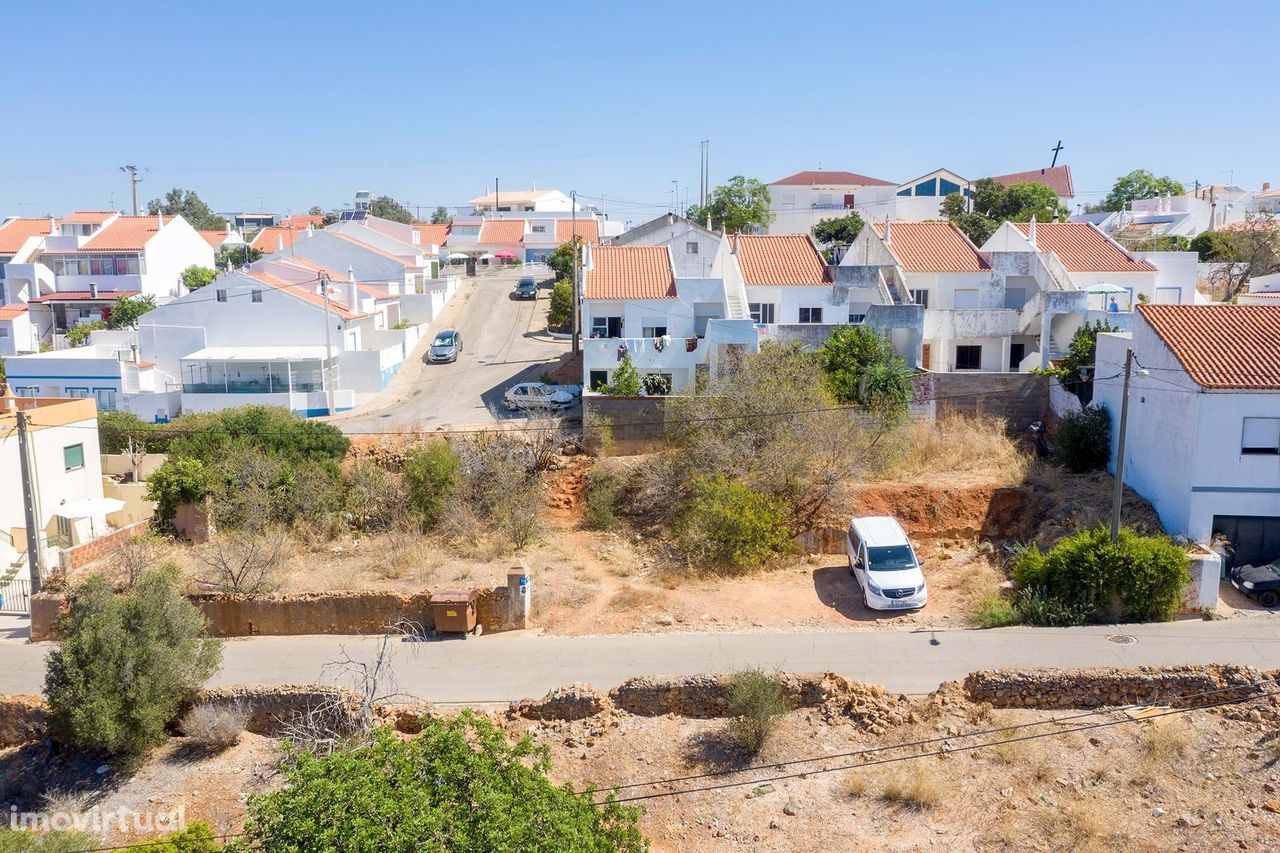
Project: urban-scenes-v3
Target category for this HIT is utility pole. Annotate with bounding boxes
[571,191,580,356]
[16,410,43,596]
[699,140,710,210]
[1110,348,1135,543]
[319,273,337,416]
[119,165,143,215]
[1208,186,1217,231]
[494,178,499,218]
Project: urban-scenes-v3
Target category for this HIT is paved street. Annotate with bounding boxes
[333,266,571,433]
[2,619,1278,702]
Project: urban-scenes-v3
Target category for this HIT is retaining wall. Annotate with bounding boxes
[0,696,47,748]
[582,395,667,455]
[915,372,1049,432]
[963,665,1272,709]
[58,520,152,572]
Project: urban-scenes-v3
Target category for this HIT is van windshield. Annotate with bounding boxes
[867,545,916,571]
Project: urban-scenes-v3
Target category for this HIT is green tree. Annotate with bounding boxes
[942,179,1069,246]
[146,188,227,230]
[99,410,170,453]
[238,713,647,853]
[1038,320,1118,401]
[547,279,574,330]
[44,567,222,764]
[368,195,414,224]
[946,211,1000,247]
[307,206,324,216]
[1054,404,1112,473]
[181,264,218,291]
[402,441,460,528]
[107,294,157,329]
[600,353,642,396]
[817,324,913,421]
[546,237,583,282]
[1091,169,1186,213]
[430,205,452,225]
[1189,229,1237,262]
[216,244,263,269]
[66,319,106,347]
[812,211,866,246]
[686,175,774,233]
[146,456,213,521]
[675,476,795,570]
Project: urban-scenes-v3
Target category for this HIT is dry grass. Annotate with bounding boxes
[875,413,1030,485]
[608,585,668,611]
[878,765,944,809]
[180,702,248,751]
[1133,719,1192,783]
[989,735,1056,782]
[840,770,869,798]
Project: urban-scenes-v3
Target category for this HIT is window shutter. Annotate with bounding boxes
[1242,418,1280,453]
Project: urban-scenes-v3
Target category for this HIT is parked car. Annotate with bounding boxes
[427,329,463,363]
[514,277,538,299]
[503,382,575,412]
[846,516,928,611]
[1228,560,1280,608]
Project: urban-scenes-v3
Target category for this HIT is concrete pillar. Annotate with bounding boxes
[1040,310,1053,369]
[507,565,530,629]
[938,336,951,372]
[1000,335,1012,373]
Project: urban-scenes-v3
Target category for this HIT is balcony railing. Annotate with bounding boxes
[182,381,324,394]
[810,203,853,211]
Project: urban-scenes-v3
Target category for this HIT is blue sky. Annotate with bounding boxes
[4,0,1277,225]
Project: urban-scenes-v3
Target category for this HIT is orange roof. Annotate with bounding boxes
[1139,304,1280,390]
[250,225,303,253]
[0,304,29,321]
[731,234,830,285]
[413,223,450,247]
[771,170,895,187]
[988,165,1075,198]
[280,214,325,229]
[1013,222,1155,273]
[871,221,988,273]
[329,231,415,268]
[79,215,165,251]
[62,211,118,225]
[198,230,228,247]
[0,217,56,254]
[584,246,676,300]
[245,271,365,321]
[555,219,599,244]
[478,220,526,244]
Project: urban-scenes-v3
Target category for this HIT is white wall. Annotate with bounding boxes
[140,217,216,299]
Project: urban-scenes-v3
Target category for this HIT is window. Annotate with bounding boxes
[56,514,73,545]
[64,387,90,398]
[216,289,227,303]
[591,316,622,338]
[1004,288,1028,310]
[251,290,263,303]
[1155,287,1182,304]
[955,345,982,370]
[641,318,668,337]
[843,194,856,208]
[1009,343,1026,370]
[686,242,699,255]
[0,327,7,338]
[848,312,866,324]
[909,289,929,308]
[588,370,608,391]
[94,388,117,410]
[938,179,962,197]
[63,444,84,471]
[748,302,775,324]
[953,289,979,309]
[914,179,937,197]
[1242,418,1280,455]
[14,386,38,397]
[798,306,823,324]
[531,224,547,233]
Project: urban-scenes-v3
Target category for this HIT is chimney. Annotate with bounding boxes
[49,215,57,233]
[89,281,98,299]
[306,224,314,236]
[1265,182,1272,193]
[347,266,358,313]
[277,235,284,252]
[225,221,232,235]
[1027,215,1037,247]
[157,212,164,228]
[883,216,891,245]
[130,343,139,363]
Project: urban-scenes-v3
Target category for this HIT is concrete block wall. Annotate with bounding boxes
[582,395,668,455]
[916,372,1048,432]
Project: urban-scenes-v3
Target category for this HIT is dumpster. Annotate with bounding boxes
[430,588,482,638]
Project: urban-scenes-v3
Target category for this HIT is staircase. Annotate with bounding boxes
[725,292,747,320]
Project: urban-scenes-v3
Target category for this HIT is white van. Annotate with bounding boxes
[846,516,928,611]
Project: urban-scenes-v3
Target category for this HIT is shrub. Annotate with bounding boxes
[1055,404,1111,473]
[99,410,169,454]
[180,702,248,751]
[146,457,213,522]
[180,265,218,292]
[817,324,912,421]
[641,373,671,396]
[65,319,105,347]
[970,593,1019,628]
[599,353,642,397]
[125,821,221,852]
[583,468,619,531]
[0,829,97,853]
[392,319,413,330]
[547,280,574,330]
[879,766,944,809]
[165,406,349,465]
[239,713,646,852]
[675,476,794,571]
[1012,526,1190,625]
[44,567,222,764]
[726,670,789,755]
[402,441,460,528]
[342,461,406,533]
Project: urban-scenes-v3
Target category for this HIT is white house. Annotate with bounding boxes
[3,338,176,422]
[1094,305,1280,564]
[847,165,1076,225]
[1240,272,1280,306]
[0,396,119,581]
[467,188,578,214]
[766,170,897,236]
[613,214,721,277]
[0,212,214,343]
[0,304,37,356]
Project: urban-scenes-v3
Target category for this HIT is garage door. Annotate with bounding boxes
[1212,515,1280,567]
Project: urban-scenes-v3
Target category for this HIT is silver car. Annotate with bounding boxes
[427,329,462,363]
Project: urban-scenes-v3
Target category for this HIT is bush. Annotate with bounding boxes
[238,712,646,852]
[180,702,248,751]
[165,406,349,465]
[125,822,221,852]
[1012,526,1190,625]
[817,324,912,421]
[44,567,222,764]
[879,766,943,809]
[146,457,213,522]
[402,441,460,528]
[99,410,169,454]
[583,468,619,531]
[0,829,97,853]
[599,353,642,397]
[726,670,789,755]
[675,476,795,571]
[342,461,406,533]
[547,280,573,330]
[970,593,1019,628]
[65,320,105,347]
[1055,404,1111,473]
[641,373,671,396]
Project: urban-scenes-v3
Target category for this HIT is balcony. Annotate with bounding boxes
[810,203,853,211]
[584,336,708,372]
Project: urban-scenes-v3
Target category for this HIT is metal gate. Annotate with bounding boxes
[0,578,31,614]
[1212,515,1280,568]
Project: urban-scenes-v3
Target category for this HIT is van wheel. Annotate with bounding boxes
[1260,590,1280,608]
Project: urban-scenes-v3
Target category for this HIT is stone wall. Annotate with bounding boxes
[962,665,1272,709]
[58,519,152,572]
[582,395,667,456]
[914,372,1049,432]
[191,685,364,737]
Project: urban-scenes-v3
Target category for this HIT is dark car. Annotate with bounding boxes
[427,329,462,363]
[1229,560,1280,607]
[514,277,538,299]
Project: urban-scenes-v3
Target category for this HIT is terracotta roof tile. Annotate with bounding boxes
[79,216,166,251]
[1013,222,1155,273]
[731,234,830,285]
[771,170,896,187]
[413,223,450,247]
[987,165,1075,198]
[27,290,138,303]
[0,304,29,320]
[478,220,526,244]
[250,225,304,253]
[1139,304,1280,390]
[245,271,365,321]
[279,214,325,229]
[555,219,599,244]
[584,246,676,300]
[0,218,56,254]
[870,221,988,273]
[198,230,228,248]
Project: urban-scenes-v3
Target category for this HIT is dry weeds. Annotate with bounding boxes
[877,764,944,809]
[874,413,1030,485]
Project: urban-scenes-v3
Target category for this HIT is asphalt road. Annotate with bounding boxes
[3,619,1278,702]
[334,266,571,433]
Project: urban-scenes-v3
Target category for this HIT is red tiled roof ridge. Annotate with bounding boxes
[771,170,896,187]
[1012,221,1155,273]
[731,233,830,285]
[583,245,676,300]
[869,221,988,273]
[1138,304,1280,390]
